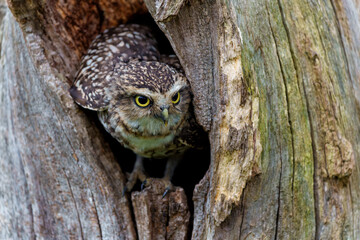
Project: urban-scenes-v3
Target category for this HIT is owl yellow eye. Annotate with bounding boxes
[135,95,151,108]
[171,92,180,105]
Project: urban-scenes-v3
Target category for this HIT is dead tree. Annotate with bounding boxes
[1,0,359,239]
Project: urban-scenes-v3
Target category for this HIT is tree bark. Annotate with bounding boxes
[0,1,138,239]
[145,0,360,239]
[1,0,191,239]
[1,0,360,239]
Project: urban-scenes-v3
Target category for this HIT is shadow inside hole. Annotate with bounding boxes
[93,107,210,204]
[108,13,211,203]
[128,13,176,55]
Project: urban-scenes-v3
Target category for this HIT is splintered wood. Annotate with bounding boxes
[131,178,190,240]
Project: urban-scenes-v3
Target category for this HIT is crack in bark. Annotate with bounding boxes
[238,184,246,239]
[90,191,103,239]
[8,86,36,239]
[15,149,36,239]
[303,73,320,240]
[265,2,295,238]
[314,18,345,127]
[270,6,296,210]
[274,127,283,240]
[348,183,355,239]
[276,0,319,239]
[4,20,37,238]
[313,12,344,130]
[328,2,356,237]
[126,191,139,239]
[62,169,85,240]
[209,15,216,132]
[329,0,354,86]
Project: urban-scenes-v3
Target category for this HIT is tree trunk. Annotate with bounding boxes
[1,0,360,239]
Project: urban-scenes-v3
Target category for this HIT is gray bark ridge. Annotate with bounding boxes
[145,0,262,234]
[145,0,360,239]
[0,5,136,239]
[1,1,192,239]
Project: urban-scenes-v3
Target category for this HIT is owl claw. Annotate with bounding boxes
[141,179,147,190]
[160,178,174,198]
[162,187,171,198]
[140,178,173,198]
[140,177,173,198]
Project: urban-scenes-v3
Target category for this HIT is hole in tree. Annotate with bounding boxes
[79,10,211,237]
[85,8,211,215]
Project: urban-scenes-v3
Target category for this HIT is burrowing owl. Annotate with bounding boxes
[70,24,205,195]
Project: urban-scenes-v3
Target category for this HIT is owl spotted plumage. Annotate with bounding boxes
[70,24,205,193]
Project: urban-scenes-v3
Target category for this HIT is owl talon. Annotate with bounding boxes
[162,187,171,199]
[141,179,147,190]
[159,177,174,198]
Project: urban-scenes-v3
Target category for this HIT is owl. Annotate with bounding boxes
[69,24,205,195]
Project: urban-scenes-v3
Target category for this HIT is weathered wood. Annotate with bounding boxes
[0,0,150,238]
[145,0,262,237]
[0,3,138,239]
[131,178,190,240]
[1,0,360,239]
[1,0,196,239]
[145,0,360,239]
[145,0,262,232]
[6,0,147,79]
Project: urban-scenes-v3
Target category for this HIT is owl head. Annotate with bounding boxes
[70,61,191,136]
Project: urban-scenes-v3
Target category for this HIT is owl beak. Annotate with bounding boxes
[161,108,169,126]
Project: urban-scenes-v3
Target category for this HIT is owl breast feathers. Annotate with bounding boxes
[70,24,205,159]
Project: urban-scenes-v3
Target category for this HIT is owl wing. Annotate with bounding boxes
[70,24,160,110]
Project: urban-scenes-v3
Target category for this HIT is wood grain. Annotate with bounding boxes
[1,0,360,239]
[145,0,360,239]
